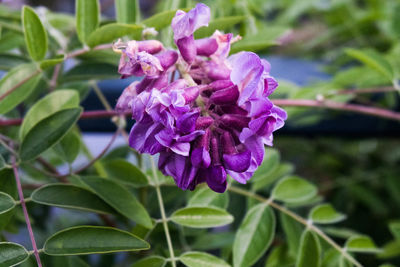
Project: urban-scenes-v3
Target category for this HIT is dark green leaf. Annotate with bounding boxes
[81,176,153,228]
[233,203,276,267]
[389,221,400,240]
[31,184,115,214]
[296,230,321,267]
[22,6,47,61]
[194,16,246,39]
[20,89,80,139]
[0,169,17,231]
[0,192,15,215]
[252,148,280,182]
[0,242,29,267]
[115,0,140,24]
[52,256,90,267]
[0,154,5,170]
[103,159,148,187]
[0,54,29,70]
[345,235,381,253]
[86,23,143,48]
[280,212,303,257]
[191,232,235,250]
[180,251,230,267]
[265,244,295,267]
[0,63,41,114]
[252,163,294,191]
[54,130,81,163]
[345,48,394,82]
[378,240,400,259]
[171,207,233,228]
[44,226,150,255]
[188,187,229,209]
[63,63,119,81]
[0,32,25,53]
[309,204,346,224]
[76,0,100,44]
[20,108,83,161]
[132,256,166,267]
[142,9,189,31]
[272,176,317,203]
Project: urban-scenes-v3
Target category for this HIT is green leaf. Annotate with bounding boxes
[102,159,148,187]
[115,0,140,24]
[378,240,400,259]
[63,63,119,81]
[81,176,153,228]
[252,148,280,182]
[389,221,400,240]
[0,154,5,170]
[233,203,276,267]
[0,242,29,267]
[194,16,246,39]
[86,23,143,48]
[252,163,294,191]
[20,89,80,140]
[296,230,321,267]
[142,9,189,31]
[44,226,150,255]
[132,256,166,267]
[22,6,47,61]
[39,55,64,70]
[0,192,15,215]
[191,232,235,250]
[309,204,346,224]
[20,108,82,161]
[54,130,81,163]
[345,235,381,253]
[0,32,25,53]
[345,48,394,82]
[180,251,231,267]
[0,63,41,114]
[0,54,29,70]
[31,184,115,214]
[188,187,229,209]
[271,176,317,203]
[280,212,303,257]
[0,169,17,231]
[171,206,233,228]
[265,244,295,267]
[52,256,90,267]
[76,0,100,44]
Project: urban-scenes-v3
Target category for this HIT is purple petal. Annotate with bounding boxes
[195,37,218,56]
[138,40,164,54]
[207,165,227,193]
[210,85,239,105]
[191,147,211,168]
[177,36,197,64]
[156,50,179,70]
[223,150,252,172]
[176,110,200,133]
[170,142,191,156]
[220,114,250,129]
[171,3,210,40]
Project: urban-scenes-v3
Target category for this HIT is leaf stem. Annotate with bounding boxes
[12,157,42,267]
[228,185,363,267]
[150,157,177,267]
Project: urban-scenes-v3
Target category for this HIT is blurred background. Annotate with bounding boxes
[1,0,400,266]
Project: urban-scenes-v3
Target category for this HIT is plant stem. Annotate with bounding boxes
[150,157,176,267]
[12,157,42,267]
[228,186,363,267]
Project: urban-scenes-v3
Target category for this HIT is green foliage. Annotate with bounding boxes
[22,6,47,61]
[296,230,321,267]
[0,242,29,267]
[179,251,231,267]
[76,0,100,44]
[171,206,233,228]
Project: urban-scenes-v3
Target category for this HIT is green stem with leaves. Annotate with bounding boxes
[151,157,177,267]
[228,186,363,267]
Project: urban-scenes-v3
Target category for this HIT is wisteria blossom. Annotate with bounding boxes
[115,3,287,193]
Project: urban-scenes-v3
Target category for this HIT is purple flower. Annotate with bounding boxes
[116,3,287,193]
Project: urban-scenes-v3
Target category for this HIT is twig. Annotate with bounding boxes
[12,157,42,267]
[228,186,363,267]
[49,64,61,92]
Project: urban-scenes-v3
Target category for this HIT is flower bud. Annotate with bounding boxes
[210,85,239,105]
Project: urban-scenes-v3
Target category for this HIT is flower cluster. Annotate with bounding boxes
[116,3,287,193]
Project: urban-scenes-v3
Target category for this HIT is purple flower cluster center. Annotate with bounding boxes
[116,3,287,193]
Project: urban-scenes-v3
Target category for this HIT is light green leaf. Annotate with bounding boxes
[20,89,80,140]
[188,187,229,209]
[115,0,140,24]
[39,55,64,70]
[171,206,233,228]
[345,235,381,253]
[131,256,166,267]
[81,176,153,228]
[76,0,100,44]
[0,242,29,267]
[309,204,346,224]
[0,192,15,215]
[142,9,189,31]
[389,221,400,240]
[31,184,114,214]
[378,240,400,259]
[280,212,303,257]
[20,108,82,161]
[252,163,294,191]
[296,230,321,267]
[0,32,25,53]
[194,16,246,39]
[272,176,317,203]
[86,23,143,48]
[44,226,150,255]
[54,130,81,163]
[345,48,394,82]
[102,159,148,187]
[252,148,280,182]
[265,244,295,267]
[233,203,276,267]
[180,251,231,267]
[0,63,41,114]
[22,6,47,61]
